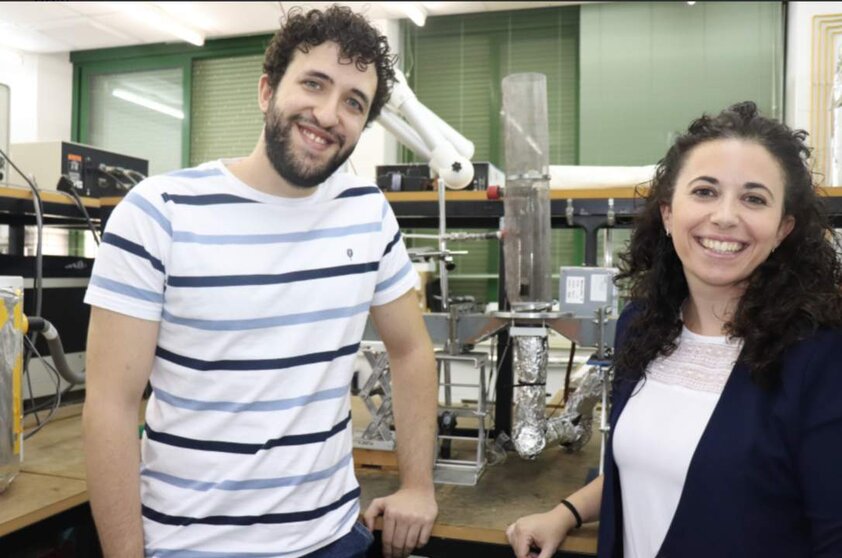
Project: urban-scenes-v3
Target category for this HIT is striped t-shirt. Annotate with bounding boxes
[84,160,416,557]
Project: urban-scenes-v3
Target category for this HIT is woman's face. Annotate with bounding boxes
[660,138,795,300]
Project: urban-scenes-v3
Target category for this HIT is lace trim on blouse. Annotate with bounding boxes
[645,327,743,394]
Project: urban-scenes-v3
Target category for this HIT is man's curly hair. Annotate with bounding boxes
[615,101,842,389]
[263,4,397,125]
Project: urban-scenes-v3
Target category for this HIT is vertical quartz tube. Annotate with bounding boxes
[501,73,552,307]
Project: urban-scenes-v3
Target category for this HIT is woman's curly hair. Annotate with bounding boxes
[615,101,842,389]
[263,5,397,124]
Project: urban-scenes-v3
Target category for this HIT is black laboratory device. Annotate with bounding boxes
[9,141,148,198]
[59,142,148,198]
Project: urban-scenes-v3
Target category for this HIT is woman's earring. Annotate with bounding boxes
[666,228,671,238]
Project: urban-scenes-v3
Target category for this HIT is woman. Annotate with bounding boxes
[507,102,842,558]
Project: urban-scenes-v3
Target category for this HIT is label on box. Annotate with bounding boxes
[565,276,586,304]
[590,274,609,303]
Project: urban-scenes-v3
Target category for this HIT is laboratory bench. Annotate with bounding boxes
[0,402,598,557]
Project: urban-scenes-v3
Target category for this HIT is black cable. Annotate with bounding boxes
[24,384,74,415]
[0,146,46,428]
[124,169,146,184]
[22,336,63,439]
[66,187,101,245]
[548,342,577,421]
[99,166,135,189]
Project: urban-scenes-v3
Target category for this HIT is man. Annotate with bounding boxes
[82,6,438,558]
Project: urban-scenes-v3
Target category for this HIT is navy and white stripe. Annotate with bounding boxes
[85,160,417,557]
[144,413,352,454]
[141,452,353,492]
[167,261,379,288]
[141,486,360,526]
[155,342,360,372]
[162,193,257,205]
[102,232,166,274]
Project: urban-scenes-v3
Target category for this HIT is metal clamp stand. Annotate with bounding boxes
[433,351,490,486]
[355,349,396,450]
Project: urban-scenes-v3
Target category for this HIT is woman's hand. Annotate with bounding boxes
[506,506,574,558]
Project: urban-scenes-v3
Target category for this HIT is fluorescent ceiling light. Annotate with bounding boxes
[155,2,219,33]
[109,2,205,46]
[112,88,184,120]
[396,2,427,27]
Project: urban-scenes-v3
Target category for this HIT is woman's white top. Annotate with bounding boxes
[612,326,742,558]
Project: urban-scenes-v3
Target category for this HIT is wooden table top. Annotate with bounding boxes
[0,403,599,555]
[0,406,88,537]
[358,438,599,554]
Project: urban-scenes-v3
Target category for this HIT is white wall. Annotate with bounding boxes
[786,2,842,132]
[0,50,73,144]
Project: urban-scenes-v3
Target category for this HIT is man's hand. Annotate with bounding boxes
[363,487,438,558]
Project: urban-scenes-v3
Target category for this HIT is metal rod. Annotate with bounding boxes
[597,306,609,475]
[477,362,487,466]
[438,178,449,312]
[603,228,614,268]
[443,360,453,407]
[406,232,499,241]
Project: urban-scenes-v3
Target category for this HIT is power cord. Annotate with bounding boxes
[22,336,65,439]
[59,178,101,246]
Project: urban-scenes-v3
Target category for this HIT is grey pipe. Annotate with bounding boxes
[34,319,85,385]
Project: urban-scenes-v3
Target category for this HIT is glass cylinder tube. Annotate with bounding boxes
[501,73,552,306]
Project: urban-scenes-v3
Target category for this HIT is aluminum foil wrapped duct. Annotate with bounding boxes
[511,331,549,459]
[1,285,24,493]
[545,366,604,452]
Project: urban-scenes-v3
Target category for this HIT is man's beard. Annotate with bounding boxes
[264,105,353,189]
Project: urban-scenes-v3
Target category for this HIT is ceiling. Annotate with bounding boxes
[0,2,587,54]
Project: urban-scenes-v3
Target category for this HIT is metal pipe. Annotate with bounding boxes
[438,178,449,312]
[26,317,85,385]
[510,328,549,460]
[405,231,500,242]
[377,107,432,161]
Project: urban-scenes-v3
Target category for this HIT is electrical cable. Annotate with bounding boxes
[24,384,74,415]
[64,186,101,245]
[22,336,63,439]
[124,169,146,184]
[487,335,511,407]
[98,165,137,189]
[548,342,577,421]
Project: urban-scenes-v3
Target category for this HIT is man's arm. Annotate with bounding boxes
[363,289,438,558]
[83,307,160,558]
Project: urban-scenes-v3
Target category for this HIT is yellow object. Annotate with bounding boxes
[0,281,24,492]
[12,292,23,457]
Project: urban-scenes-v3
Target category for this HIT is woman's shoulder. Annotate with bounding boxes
[785,328,842,357]
[780,328,842,392]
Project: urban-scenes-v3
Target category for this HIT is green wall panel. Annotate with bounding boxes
[405,6,579,167]
[579,1,783,165]
[190,54,265,166]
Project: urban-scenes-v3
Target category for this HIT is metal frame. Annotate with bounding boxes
[434,351,490,486]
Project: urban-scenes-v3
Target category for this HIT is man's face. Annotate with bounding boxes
[260,41,378,188]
